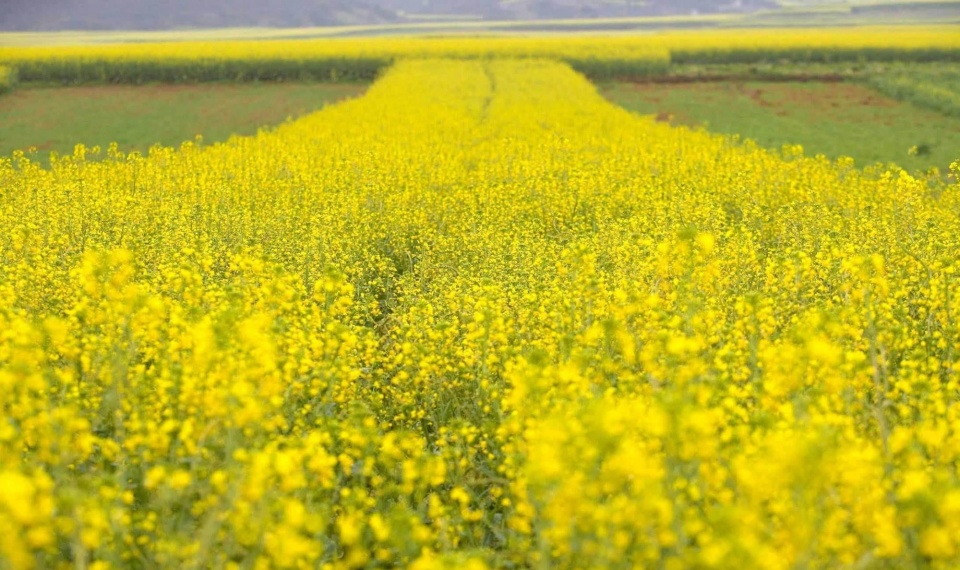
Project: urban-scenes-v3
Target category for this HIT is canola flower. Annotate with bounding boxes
[1,58,960,569]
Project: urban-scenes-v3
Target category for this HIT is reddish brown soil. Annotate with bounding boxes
[622,80,905,124]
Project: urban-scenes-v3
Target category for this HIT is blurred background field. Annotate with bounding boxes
[601,73,960,173]
[0,2,958,172]
[2,32,959,173]
[0,83,362,162]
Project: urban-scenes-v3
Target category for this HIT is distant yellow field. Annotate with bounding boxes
[2,25,958,58]
[1,26,958,85]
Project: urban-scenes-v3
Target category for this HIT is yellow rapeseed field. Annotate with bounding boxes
[3,26,958,61]
[2,57,960,569]
[2,26,960,83]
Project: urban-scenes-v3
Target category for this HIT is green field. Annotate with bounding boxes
[3,65,959,174]
[0,82,363,160]
[602,79,960,172]
[3,77,959,174]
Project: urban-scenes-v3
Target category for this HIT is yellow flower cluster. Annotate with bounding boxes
[1,57,960,569]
